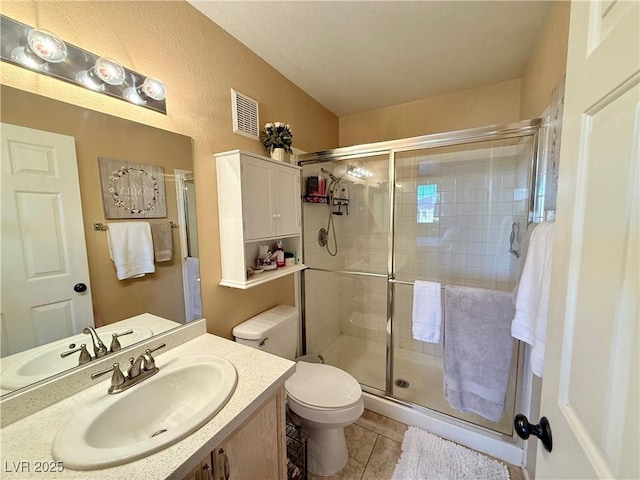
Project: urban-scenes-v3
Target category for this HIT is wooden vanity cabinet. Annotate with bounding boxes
[182,454,214,480]
[183,387,287,480]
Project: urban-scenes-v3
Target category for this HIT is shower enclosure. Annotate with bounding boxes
[299,119,542,436]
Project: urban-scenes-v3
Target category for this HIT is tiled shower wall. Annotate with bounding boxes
[303,192,344,355]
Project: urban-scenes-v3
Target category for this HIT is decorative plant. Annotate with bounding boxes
[260,122,293,153]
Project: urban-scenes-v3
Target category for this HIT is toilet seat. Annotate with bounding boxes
[285,362,362,410]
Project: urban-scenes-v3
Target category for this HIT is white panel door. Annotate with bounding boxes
[1,123,93,356]
[536,1,638,478]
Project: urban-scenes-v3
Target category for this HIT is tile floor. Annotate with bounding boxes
[308,409,524,480]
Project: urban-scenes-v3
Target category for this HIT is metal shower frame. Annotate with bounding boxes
[297,118,544,435]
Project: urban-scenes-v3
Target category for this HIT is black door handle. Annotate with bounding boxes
[514,414,553,452]
[73,283,87,293]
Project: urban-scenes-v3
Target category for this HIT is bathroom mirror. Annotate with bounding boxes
[0,85,201,396]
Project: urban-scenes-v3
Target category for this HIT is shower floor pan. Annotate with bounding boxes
[321,334,513,435]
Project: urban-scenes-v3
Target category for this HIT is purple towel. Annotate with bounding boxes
[443,285,515,422]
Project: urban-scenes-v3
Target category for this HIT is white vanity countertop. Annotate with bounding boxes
[0,333,296,479]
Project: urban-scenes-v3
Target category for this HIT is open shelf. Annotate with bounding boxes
[219,263,307,289]
[302,194,328,204]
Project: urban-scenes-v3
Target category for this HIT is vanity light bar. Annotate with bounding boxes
[0,15,167,115]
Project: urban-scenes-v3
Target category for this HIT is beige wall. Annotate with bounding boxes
[339,79,521,146]
[338,1,570,147]
[2,85,191,326]
[0,1,339,338]
[519,1,571,119]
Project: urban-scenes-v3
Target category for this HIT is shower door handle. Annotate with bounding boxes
[514,413,553,452]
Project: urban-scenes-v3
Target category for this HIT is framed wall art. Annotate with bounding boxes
[98,157,167,219]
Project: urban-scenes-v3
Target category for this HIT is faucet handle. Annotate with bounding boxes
[109,329,133,352]
[91,363,126,389]
[143,343,166,371]
[78,344,92,364]
[127,356,142,379]
[61,344,92,365]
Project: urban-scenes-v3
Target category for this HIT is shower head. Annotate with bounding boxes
[320,164,348,182]
[320,167,337,181]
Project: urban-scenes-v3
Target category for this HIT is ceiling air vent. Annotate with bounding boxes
[231,89,259,140]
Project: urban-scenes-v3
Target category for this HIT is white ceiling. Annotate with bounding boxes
[190,1,553,117]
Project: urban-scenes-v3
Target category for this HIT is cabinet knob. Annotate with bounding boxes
[202,463,214,480]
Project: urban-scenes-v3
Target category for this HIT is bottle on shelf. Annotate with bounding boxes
[275,241,285,267]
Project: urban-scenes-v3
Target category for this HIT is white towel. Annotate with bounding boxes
[511,221,555,377]
[412,280,442,343]
[107,222,155,280]
[512,222,539,303]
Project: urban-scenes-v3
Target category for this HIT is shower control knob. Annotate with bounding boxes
[514,414,553,452]
[73,283,87,293]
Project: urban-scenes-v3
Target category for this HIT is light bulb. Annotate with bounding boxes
[76,57,125,91]
[138,77,166,101]
[26,29,67,63]
[93,57,125,85]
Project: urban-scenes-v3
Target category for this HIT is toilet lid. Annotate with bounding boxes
[285,362,362,409]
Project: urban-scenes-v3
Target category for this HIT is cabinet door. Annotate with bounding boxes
[214,393,285,480]
[182,453,214,480]
[241,157,275,240]
[273,164,301,236]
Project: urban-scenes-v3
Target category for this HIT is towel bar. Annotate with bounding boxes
[389,279,445,290]
[94,221,178,231]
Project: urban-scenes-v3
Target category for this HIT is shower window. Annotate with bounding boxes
[417,184,437,223]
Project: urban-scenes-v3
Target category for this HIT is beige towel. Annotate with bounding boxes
[151,223,173,262]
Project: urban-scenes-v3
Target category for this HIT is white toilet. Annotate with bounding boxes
[233,305,364,476]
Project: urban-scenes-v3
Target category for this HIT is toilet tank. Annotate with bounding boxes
[232,305,298,360]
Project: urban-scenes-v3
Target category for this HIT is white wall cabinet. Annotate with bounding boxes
[215,150,305,289]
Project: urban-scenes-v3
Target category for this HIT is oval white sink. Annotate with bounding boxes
[52,355,237,470]
[1,326,154,390]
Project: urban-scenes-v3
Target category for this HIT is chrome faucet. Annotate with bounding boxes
[83,326,108,358]
[91,343,166,394]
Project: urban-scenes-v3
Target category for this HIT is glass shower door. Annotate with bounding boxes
[391,138,534,434]
[302,154,390,393]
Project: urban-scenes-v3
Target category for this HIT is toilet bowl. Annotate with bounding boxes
[232,305,363,476]
[286,362,364,475]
